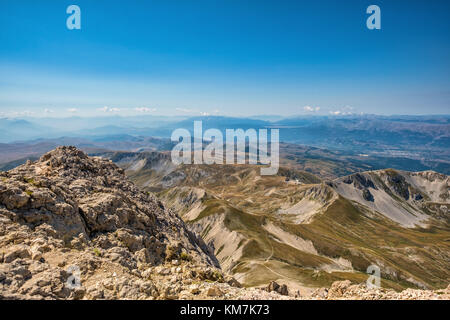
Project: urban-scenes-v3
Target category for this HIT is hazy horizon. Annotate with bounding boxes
[1,111,450,120]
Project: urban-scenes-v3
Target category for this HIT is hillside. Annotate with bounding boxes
[111,151,450,292]
[0,147,448,300]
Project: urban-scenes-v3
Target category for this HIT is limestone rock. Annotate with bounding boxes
[206,287,223,297]
[328,280,352,298]
[265,281,289,296]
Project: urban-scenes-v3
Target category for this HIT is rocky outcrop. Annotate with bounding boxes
[334,169,450,227]
[343,173,377,190]
[312,280,450,300]
[362,188,374,202]
[385,171,410,200]
[265,281,289,296]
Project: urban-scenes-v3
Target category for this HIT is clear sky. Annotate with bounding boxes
[0,0,449,118]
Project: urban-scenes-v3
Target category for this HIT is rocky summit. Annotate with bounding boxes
[0,146,226,299]
[0,146,448,300]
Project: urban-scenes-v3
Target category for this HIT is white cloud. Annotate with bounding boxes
[303,105,320,112]
[67,108,78,113]
[98,106,121,113]
[176,108,218,116]
[11,110,35,117]
[135,107,156,113]
[328,105,355,116]
[176,107,196,114]
[44,108,54,114]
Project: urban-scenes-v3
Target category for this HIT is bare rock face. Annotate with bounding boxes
[312,280,450,300]
[265,281,289,296]
[343,173,377,190]
[362,188,374,202]
[327,280,352,298]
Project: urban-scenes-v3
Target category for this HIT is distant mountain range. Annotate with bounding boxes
[0,115,449,175]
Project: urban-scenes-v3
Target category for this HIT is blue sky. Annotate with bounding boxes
[0,0,449,117]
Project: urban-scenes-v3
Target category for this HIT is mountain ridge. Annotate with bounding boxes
[111,151,449,291]
[0,146,448,300]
